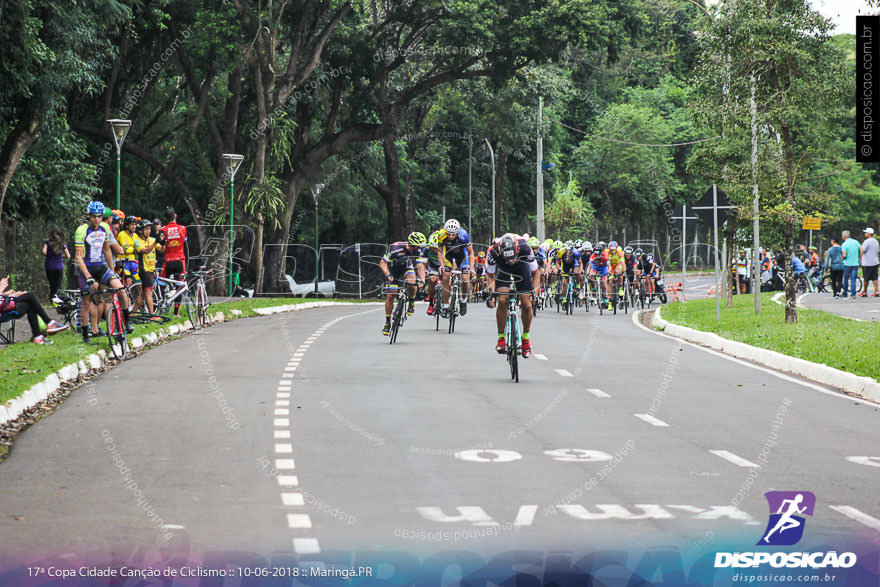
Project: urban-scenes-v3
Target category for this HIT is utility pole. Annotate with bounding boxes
[468,134,473,234]
[751,72,761,315]
[536,96,545,240]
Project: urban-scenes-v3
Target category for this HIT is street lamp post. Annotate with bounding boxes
[310,184,325,294]
[221,153,244,296]
[484,138,495,240]
[107,119,132,210]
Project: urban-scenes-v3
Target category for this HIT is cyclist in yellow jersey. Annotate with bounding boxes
[133,219,162,315]
[116,216,143,286]
[607,240,626,296]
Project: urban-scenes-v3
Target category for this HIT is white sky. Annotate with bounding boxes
[704,0,872,35]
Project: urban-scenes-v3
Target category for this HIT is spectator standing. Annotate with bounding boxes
[859,227,879,297]
[824,237,844,297]
[42,228,70,299]
[841,230,862,298]
[152,218,166,269]
[735,249,750,294]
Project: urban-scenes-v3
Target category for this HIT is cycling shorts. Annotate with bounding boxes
[122,260,140,281]
[163,260,186,279]
[562,260,579,274]
[77,264,118,292]
[140,271,156,290]
[493,261,535,293]
[444,248,469,270]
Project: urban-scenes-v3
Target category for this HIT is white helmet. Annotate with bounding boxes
[444,218,460,234]
[583,241,593,250]
[522,232,530,239]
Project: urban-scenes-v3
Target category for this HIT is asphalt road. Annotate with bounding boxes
[0,296,878,573]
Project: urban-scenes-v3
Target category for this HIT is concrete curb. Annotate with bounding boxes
[650,307,880,403]
[0,301,378,426]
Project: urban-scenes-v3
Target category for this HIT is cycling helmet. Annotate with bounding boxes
[574,239,582,248]
[444,218,460,234]
[408,231,427,246]
[112,209,125,220]
[124,215,138,226]
[500,233,517,259]
[554,240,564,249]
[597,241,607,250]
[522,233,530,239]
[584,241,593,250]
[635,248,644,256]
[478,251,486,258]
[86,201,106,215]
[527,236,540,248]
[102,208,113,219]
[624,246,633,254]
[543,238,554,246]
[139,219,153,228]
[608,240,618,250]
[428,231,440,247]
[809,245,817,251]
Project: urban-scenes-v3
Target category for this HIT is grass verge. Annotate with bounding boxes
[0,297,360,404]
[662,293,880,381]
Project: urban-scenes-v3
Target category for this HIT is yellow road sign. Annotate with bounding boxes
[802,217,821,230]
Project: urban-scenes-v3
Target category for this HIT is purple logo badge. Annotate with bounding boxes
[758,491,816,546]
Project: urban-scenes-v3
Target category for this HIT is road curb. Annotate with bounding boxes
[0,301,378,426]
[648,307,880,403]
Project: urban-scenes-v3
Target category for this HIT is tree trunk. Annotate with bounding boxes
[494,148,507,236]
[0,106,42,225]
[377,133,408,241]
[255,212,265,294]
[784,224,797,323]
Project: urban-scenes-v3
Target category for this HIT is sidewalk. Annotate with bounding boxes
[799,292,880,322]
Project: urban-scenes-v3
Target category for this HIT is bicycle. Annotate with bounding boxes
[561,274,575,315]
[490,291,522,383]
[385,282,409,344]
[444,270,462,334]
[94,286,130,361]
[53,289,83,332]
[155,269,212,329]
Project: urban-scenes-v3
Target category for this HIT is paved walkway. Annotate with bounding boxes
[799,291,880,322]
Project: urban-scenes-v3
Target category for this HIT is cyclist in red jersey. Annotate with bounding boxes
[159,208,187,278]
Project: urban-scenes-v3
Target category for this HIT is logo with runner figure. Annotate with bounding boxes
[758,491,816,546]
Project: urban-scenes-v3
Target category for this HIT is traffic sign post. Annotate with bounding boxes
[693,186,734,321]
[671,205,697,297]
[802,217,821,250]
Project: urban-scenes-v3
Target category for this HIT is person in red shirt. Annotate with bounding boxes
[159,208,187,278]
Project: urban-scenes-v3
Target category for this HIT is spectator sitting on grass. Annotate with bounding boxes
[0,276,69,343]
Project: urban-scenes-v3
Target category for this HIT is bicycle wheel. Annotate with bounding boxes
[105,304,129,361]
[448,283,458,334]
[390,296,404,344]
[434,296,440,331]
[184,292,199,330]
[197,281,209,326]
[508,315,519,382]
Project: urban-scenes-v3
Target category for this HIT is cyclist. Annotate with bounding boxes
[437,218,475,317]
[472,251,488,300]
[557,241,582,304]
[74,201,133,341]
[486,233,540,358]
[607,241,626,296]
[587,243,611,303]
[379,232,424,335]
[623,246,639,295]
[133,219,162,316]
[422,230,442,316]
[159,207,187,279]
[637,249,658,299]
[547,239,564,293]
[117,216,143,289]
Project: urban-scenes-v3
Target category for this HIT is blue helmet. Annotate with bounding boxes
[86,201,106,215]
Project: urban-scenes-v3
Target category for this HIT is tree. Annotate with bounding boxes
[545,173,593,239]
[690,0,848,322]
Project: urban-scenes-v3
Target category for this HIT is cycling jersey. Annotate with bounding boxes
[160,222,187,262]
[560,249,581,272]
[437,227,471,268]
[116,230,142,263]
[638,255,657,276]
[486,237,536,270]
[589,250,609,268]
[608,249,625,266]
[74,224,111,267]
[486,237,538,293]
[139,236,157,272]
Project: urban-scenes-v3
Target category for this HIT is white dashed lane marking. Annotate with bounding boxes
[587,388,611,398]
[275,459,296,470]
[275,444,293,454]
[274,408,289,416]
[282,493,305,506]
[634,413,670,427]
[829,506,880,531]
[277,475,298,487]
[710,450,759,468]
[274,430,291,439]
[533,354,548,361]
[554,369,574,378]
[287,514,313,529]
[274,419,290,427]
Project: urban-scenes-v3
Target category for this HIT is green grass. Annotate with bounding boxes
[0,297,359,404]
[662,293,880,381]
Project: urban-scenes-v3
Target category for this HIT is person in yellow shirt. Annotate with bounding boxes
[116,216,144,287]
[133,219,162,316]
